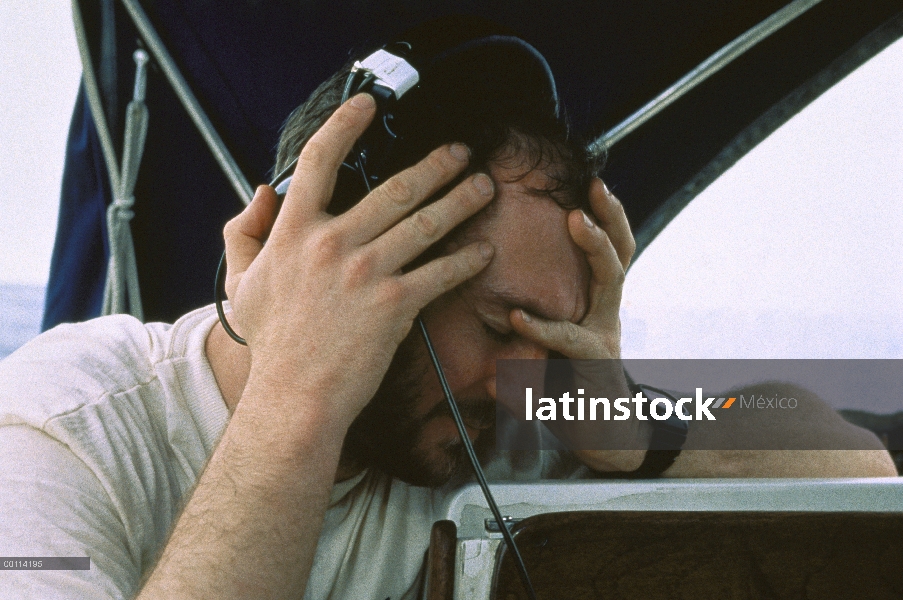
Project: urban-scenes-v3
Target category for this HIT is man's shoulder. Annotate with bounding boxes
[0,305,219,427]
[0,306,224,594]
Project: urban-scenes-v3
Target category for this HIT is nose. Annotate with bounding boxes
[484,338,548,400]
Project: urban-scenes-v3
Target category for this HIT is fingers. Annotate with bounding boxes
[589,178,636,270]
[567,209,625,328]
[223,185,280,298]
[512,206,626,359]
[520,179,631,361]
[369,172,495,272]
[341,143,473,245]
[510,308,620,360]
[401,242,494,309]
[273,94,376,235]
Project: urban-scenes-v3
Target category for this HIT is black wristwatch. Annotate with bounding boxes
[620,383,689,479]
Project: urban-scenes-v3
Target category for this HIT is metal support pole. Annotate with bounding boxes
[591,0,823,154]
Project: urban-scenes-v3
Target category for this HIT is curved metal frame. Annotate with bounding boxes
[631,9,903,260]
[73,0,902,276]
[591,0,824,154]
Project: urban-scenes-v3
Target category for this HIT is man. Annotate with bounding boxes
[0,20,895,600]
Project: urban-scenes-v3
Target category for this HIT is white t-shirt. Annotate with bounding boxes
[0,306,583,599]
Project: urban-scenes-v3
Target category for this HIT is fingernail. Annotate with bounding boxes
[473,173,494,197]
[351,93,374,109]
[520,309,532,323]
[583,211,596,229]
[450,143,470,162]
[479,242,494,260]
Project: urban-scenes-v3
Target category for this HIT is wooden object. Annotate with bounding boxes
[493,511,903,600]
[426,519,457,600]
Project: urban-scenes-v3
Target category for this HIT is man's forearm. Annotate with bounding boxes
[665,449,897,478]
[137,374,349,600]
[577,383,897,478]
[664,383,897,478]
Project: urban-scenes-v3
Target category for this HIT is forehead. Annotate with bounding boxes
[462,163,590,323]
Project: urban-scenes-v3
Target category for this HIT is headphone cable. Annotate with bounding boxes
[417,317,538,600]
[215,66,539,599]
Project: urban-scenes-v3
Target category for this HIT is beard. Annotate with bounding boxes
[340,328,496,487]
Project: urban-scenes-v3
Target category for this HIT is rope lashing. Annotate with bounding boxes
[102,49,149,320]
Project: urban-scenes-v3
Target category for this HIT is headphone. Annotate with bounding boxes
[271,17,560,212]
[215,17,559,599]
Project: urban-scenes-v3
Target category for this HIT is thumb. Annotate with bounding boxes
[223,185,279,299]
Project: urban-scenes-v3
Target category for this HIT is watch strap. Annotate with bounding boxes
[620,383,689,479]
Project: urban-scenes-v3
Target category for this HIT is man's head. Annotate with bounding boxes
[275,19,599,486]
[341,156,593,486]
[274,16,598,215]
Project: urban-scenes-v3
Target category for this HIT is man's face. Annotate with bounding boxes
[342,155,591,486]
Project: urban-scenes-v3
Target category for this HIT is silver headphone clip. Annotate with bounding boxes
[352,49,419,99]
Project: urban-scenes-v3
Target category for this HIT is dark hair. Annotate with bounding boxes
[275,54,600,215]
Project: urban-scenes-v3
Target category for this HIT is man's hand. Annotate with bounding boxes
[504,178,647,471]
[508,177,632,359]
[139,95,497,600]
[224,93,496,427]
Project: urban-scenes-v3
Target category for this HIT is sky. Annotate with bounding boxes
[0,3,901,371]
[0,2,81,286]
[620,36,903,361]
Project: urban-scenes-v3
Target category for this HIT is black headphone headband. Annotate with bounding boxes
[273,17,561,212]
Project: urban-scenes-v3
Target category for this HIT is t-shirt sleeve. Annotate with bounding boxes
[0,425,139,600]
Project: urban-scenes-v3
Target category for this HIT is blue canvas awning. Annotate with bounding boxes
[45,0,903,328]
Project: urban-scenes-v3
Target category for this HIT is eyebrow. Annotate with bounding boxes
[476,285,587,324]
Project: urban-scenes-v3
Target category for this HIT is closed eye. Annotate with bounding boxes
[483,322,515,344]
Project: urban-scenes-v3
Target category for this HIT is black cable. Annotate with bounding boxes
[215,252,247,345]
[215,63,539,599]
[347,72,376,193]
[270,156,298,192]
[214,71,377,348]
[417,317,538,600]
[217,285,540,598]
